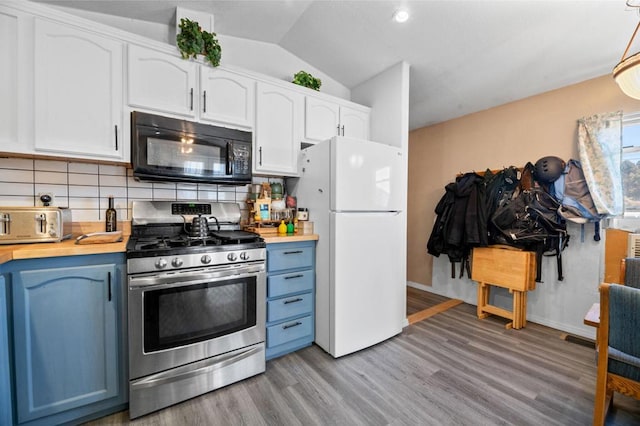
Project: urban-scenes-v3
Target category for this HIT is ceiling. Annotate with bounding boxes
[30,1,640,130]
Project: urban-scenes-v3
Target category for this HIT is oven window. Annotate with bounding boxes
[143,277,257,352]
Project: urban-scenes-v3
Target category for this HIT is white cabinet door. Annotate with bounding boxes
[340,105,370,140]
[255,82,302,176]
[200,68,254,129]
[128,44,197,118]
[0,11,18,153]
[304,96,339,143]
[34,19,125,161]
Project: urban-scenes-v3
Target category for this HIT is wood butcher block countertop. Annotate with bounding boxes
[0,222,129,265]
[262,233,318,244]
[0,221,317,265]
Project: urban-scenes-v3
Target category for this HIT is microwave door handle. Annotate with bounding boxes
[226,142,233,175]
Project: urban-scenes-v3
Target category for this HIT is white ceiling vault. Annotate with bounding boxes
[30,0,640,130]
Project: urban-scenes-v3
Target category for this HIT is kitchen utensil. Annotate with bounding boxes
[189,215,209,238]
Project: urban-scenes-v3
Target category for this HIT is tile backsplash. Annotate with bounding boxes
[0,157,277,222]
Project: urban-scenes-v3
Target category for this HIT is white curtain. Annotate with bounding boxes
[577,111,624,216]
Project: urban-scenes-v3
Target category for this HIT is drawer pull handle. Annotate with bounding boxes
[283,250,303,255]
[284,297,303,305]
[283,321,302,330]
[284,274,304,280]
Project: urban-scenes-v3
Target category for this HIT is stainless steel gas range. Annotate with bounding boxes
[126,201,266,419]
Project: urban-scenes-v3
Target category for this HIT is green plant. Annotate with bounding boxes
[292,71,321,91]
[176,18,221,67]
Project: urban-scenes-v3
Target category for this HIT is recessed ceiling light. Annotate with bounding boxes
[393,8,410,23]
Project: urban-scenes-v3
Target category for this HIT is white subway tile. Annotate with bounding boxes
[100,175,127,187]
[99,164,126,176]
[197,190,217,201]
[0,169,33,183]
[68,162,99,174]
[69,185,99,198]
[68,198,99,209]
[34,159,67,172]
[70,209,100,222]
[128,187,153,200]
[153,189,177,200]
[0,158,33,170]
[177,183,198,190]
[153,182,176,190]
[99,197,126,210]
[69,173,98,186]
[0,195,34,206]
[101,186,127,198]
[198,183,218,191]
[34,184,67,198]
[217,191,236,202]
[2,182,34,196]
[177,190,198,200]
[35,171,67,185]
[51,196,69,208]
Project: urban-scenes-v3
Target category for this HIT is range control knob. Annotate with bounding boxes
[201,255,212,264]
[171,258,183,268]
[240,252,249,260]
[227,252,238,262]
[155,258,168,269]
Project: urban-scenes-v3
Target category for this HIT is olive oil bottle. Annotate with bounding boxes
[105,196,117,232]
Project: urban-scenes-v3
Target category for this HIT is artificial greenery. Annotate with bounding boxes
[292,71,321,91]
[176,18,222,67]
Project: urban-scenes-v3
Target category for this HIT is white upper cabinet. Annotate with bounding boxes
[34,18,125,161]
[128,44,197,118]
[200,68,254,129]
[304,97,339,143]
[304,96,370,143]
[128,45,254,130]
[0,10,19,153]
[339,105,370,140]
[255,82,303,176]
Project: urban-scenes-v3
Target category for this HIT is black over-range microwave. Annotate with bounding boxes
[131,111,252,185]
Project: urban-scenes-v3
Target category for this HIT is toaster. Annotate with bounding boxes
[0,207,72,244]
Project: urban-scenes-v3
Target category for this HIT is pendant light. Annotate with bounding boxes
[614,16,640,99]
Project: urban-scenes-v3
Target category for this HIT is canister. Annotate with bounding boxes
[297,208,309,221]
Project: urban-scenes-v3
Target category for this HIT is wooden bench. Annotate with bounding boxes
[472,246,536,329]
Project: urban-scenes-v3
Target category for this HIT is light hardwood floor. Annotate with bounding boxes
[86,288,640,425]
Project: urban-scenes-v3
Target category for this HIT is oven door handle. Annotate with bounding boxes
[131,344,263,390]
[129,264,264,290]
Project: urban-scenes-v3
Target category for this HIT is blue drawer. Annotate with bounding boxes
[268,292,313,322]
[267,315,313,348]
[268,269,314,298]
[268,244,314,272]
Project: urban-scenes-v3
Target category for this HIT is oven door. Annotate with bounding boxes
[128,262,265,380]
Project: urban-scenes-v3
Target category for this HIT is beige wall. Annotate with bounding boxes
[408,74,640,286]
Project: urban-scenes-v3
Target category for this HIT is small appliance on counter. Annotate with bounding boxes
[0,206,72,244]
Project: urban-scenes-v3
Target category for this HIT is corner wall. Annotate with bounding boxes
[408,74,640,337]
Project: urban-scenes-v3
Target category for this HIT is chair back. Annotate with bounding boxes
[607,284,640,381]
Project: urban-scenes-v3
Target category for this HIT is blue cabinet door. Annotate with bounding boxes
[11,259,121,423]
[0,273,13,426]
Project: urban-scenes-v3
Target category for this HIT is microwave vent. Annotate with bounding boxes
[628,233,640,258]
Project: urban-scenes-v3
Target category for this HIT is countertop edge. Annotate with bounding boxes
[262,234,319,244]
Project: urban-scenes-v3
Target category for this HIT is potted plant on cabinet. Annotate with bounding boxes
[292,70,321,91]
[176,18,222,67]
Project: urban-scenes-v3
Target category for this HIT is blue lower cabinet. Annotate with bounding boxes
[4,253,128,425]
[266,241,315,360]
[0,272,13,426]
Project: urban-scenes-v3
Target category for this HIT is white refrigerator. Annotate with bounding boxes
[290,136,405,358]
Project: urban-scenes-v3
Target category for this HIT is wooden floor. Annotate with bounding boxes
[86,288,640,426]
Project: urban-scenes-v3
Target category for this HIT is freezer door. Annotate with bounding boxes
[330,211,404,357]
[331,137,404,211]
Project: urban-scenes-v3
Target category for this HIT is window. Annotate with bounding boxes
[622,113,640,214]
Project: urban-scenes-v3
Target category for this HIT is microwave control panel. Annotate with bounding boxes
[233,144,251,175]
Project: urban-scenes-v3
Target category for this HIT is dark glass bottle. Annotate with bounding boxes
[105,196,117,232]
